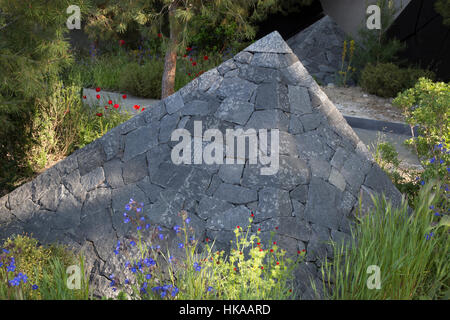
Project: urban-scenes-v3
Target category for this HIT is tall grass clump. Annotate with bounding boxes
[321,181,449,300]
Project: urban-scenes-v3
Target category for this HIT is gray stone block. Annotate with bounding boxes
[198,196,234,220]
[80,167,105,192]
[304,178,342,229]
[216,77,258,102]
[122,153,148,185]
[257,187,292,220]
[213,183,257,204]
[164,92,185,114]
[244,31,293,54]
[215,97,254,125]
[123,124,159,162]
[288,85,312,115]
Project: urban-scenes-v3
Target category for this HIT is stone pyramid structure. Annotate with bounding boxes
[0,31,403,299]
[287,15,347,85]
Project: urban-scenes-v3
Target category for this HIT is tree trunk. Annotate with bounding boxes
[161,1,181,99]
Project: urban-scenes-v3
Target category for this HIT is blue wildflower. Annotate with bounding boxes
[2,249,9,254]
[146,224,151,229]
[140,216,145,221]
[173,225,181,233]
[207,286,213,292]
[114,249,119,255]
[125,279,130,285]
[137,226,142,231]
[32,284,38,290]
[146,274,152,280]
[429,157,435,164]
[131,267,137,273]
[185,217,191,224]
[178,243,184,249]
[172,287,179,297]
[193,262,201,272]
[125,204,132,211]
[124,217,130,224]
[159,234,164,240]
[130,241,136,247]
[136,207,142,213]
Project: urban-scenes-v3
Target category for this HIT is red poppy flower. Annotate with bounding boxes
[119,39,125,46]
[261,267,264,270]
[183,54,187,58]
[104,106,108,110]
[204,55,208,60]
[273,242,277,245]
[236,226,240,229]
[122,94,127,99]
[186,47,192,52]
[188,73,191,76]
[157,33,162,38]
[141,107,146,112]
[189,58,193,61]
[108,100,112,105]
[270,249,274,253]
[250,213,254,217]
[96,94,100,99]
[275,227,279,230]
[133,104,140,110]
[192,62,197,66]
[205,238,209,242]
[96,87,101,92]
[113,104,119,109]
[276,261,279,265]
[257,228,261,232]
[96,113,103,117]
[83,95,86,99]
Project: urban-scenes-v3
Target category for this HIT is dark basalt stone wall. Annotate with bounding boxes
[387,0,450,81]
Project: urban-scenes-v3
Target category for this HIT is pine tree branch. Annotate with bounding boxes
[0,16,20,31]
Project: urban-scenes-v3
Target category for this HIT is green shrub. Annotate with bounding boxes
[119,60,164,99]
[0,234,89,300]
[435,0,450,26]
[393,78,449,187]
[360,63,435,98]
[321,181,449,300]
